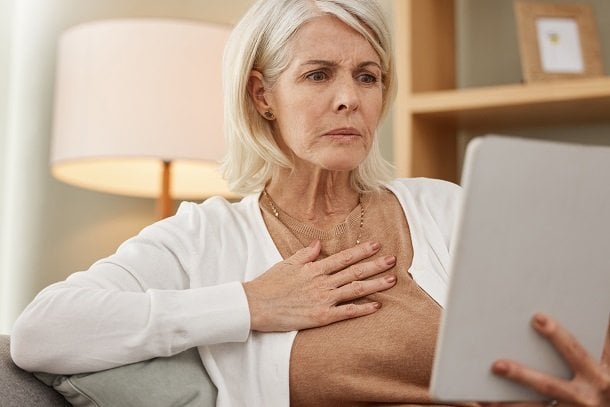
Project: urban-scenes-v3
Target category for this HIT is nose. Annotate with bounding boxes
[334,76,359,113]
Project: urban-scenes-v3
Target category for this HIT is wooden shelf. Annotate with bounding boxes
[391,0,610,183]
[409,76,610,130]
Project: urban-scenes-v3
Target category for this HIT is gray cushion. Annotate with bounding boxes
[35,348,217,407]
[0,334,67,406]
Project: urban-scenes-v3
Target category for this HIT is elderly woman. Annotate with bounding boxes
[11,0,610,406]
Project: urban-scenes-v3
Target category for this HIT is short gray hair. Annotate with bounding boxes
[221,0,396,194]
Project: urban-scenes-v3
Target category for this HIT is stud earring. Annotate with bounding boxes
[264,111,275,120]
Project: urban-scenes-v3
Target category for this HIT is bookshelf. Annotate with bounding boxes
[392,0,610,182]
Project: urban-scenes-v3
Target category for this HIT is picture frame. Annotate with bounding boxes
[514,0,604,82]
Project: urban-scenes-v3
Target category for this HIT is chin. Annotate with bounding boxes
[304,149,368,172]
[321,159,363,172]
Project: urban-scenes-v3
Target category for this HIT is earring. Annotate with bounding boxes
[264,111,275,120]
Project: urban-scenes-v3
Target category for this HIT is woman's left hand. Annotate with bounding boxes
[488,313,610,407]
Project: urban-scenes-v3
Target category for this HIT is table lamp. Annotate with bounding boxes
[50,19,236,218]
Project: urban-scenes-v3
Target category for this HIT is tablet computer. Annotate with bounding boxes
[430,135,610,402]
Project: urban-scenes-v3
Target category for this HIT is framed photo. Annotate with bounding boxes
[514,0,604,82]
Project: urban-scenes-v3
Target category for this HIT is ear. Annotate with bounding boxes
[247,70,271,116]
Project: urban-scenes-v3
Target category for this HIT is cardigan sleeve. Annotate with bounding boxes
[11,202,251,375]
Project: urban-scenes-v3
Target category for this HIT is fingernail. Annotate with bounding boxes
[370,241,380,251]
[372,302,381,309]
[384,255,396,266]
[533,313,548,328]
[491,360,509,375]
[385,275,396,283]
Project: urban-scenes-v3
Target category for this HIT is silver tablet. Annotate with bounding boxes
[430,135,610,402]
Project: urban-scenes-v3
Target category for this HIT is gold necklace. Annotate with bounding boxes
[262,189,365,245]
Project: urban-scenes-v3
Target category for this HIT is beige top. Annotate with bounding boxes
[260,189,450,406]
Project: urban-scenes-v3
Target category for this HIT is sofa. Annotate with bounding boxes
[0,333,217,406]
[0,334,67,406]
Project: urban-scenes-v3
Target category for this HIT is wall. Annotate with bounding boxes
[458,0,610,87]
[0,0,13,335]
[457,0,610,161]
[0,0,13,265]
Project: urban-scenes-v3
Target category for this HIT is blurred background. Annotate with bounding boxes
[0,0,394,334]
[0,0,254,333]
[1,0,608,334]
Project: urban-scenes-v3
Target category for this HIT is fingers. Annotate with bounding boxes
[332,275,397,303]
[332,301,382,322]
[532,313,600,378]
[491,359,573,402]
[288,241,386,280]
[330,254,396,287]
[266,241,397,330]
[318,241,382,275]
[491,313,610,406]
[302,300,383,328]
[310,241,396,302]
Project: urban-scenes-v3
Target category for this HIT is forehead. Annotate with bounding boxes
[288,15,380,65]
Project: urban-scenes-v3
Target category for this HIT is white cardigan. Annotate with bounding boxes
[12,178,461,407]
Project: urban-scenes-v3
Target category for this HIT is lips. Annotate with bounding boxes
[324,127,361,137]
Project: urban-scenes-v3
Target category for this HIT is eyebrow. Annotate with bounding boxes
[300,59,382,71]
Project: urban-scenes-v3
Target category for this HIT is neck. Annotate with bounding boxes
[265,168,360,228]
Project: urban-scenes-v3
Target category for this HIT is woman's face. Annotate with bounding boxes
[263,16,383,173]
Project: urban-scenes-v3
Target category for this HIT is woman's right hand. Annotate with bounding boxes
[242,240,396,332]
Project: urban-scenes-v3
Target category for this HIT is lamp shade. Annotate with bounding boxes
[50,19,236,200]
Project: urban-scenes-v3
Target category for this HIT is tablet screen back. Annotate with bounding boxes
[430,135,610,402]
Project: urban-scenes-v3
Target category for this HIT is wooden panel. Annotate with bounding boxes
[409,0,456,92]
[411,117,458,182]
[392,0,457,179]
[392,0,411,177]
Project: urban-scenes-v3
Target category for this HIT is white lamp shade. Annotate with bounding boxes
[50,19,237,200]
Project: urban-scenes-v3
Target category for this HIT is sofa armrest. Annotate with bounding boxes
[0,334,67,406]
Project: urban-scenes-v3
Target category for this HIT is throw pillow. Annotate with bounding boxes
[35,348,216,407]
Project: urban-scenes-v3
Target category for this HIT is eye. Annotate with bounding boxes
[305,71,329,82]
[357,73,379,85]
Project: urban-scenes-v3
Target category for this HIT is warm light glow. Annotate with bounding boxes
[50,19,239,201]
[52,158,234,199]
